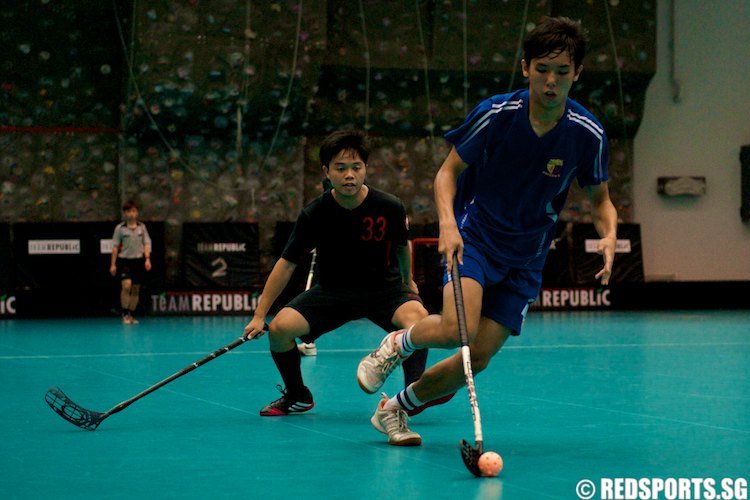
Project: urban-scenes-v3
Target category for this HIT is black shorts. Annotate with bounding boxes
[117,257,146,285]
[285,283,423,343]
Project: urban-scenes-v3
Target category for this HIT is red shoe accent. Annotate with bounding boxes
[259,386,315,416]
[260,407,288,417]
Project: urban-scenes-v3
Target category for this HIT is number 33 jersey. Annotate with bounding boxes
[282,187,409,291]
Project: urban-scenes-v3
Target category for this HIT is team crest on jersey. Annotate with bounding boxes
[543,159,563,178]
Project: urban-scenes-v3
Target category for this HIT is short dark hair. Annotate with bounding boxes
[319,130,370,167]
[523,16,589,70]
[122,200,137,211]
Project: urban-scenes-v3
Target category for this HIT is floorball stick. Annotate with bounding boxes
[305,248,317,291]
[451,254,485,476]
[45,325,267,430]
[297,249,318,356]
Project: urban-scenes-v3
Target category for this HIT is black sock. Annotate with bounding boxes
[270,347,306,395]
[402,348,429,387]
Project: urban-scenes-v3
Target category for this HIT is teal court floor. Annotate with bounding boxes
[1,310,748,499]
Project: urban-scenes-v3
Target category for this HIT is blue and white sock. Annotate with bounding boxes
[397,325,417,356]
[384,384,424,412]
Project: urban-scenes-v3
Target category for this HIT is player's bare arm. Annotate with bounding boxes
[587,182,618,285]
[434,147,468,270]
[244,258,297,339]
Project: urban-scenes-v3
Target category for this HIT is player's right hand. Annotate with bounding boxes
[438,225,464,273]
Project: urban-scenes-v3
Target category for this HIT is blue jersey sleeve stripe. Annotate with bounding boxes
[596,140,606,180]
[459,115,492,148]
[457,99,523,147]
[566,110,608,183]
[567,114,603,141]
[568,110,604,135]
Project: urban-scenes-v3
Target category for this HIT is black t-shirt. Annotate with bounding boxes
[282,187,409,292]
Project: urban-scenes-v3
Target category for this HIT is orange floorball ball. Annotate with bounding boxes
[478,451,503,477]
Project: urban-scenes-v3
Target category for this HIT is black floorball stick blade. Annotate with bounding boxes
[460,439,484,477]
[44,326,267,431]
[45,386,107,431]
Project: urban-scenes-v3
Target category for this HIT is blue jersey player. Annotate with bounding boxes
[358,16,619,446]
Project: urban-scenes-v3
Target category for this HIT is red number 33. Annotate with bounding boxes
[362,216,386,241]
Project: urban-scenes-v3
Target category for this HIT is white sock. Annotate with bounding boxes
[383,384,424,412]
[396,325,417,356]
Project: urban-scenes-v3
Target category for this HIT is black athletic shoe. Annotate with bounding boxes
[260,385,314,416]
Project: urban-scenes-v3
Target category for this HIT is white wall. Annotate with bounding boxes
[633,0,750,281]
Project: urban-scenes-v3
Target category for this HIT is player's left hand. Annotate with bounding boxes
[594,236,616,285]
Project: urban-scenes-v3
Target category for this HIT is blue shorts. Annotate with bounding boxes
[443,243,542,335]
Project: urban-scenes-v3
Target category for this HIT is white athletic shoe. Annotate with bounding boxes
[357,330,406,394]
[370,393,421,446]
[122,314,138,325]
[297,342,317,356]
